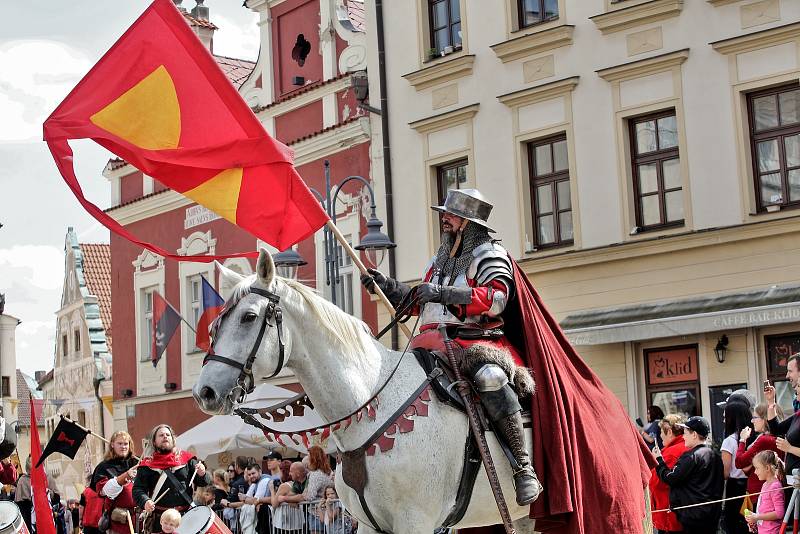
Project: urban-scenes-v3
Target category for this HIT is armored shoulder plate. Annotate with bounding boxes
[467,243,514,297]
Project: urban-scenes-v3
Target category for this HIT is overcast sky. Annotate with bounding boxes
[0,1,259,376]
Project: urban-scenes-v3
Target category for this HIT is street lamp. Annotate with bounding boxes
[272,160,395,306]
[272,248,308,280]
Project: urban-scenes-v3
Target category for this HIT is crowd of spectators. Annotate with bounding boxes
[647,352,800,534]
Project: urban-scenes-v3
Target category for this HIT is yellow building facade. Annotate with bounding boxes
[367,0,800,441]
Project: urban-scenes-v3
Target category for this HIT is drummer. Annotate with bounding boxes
[133,424,210,532]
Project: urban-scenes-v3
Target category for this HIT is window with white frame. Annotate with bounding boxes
[141,287,155,362]
[333,235,355,315]
[187,275,203,351]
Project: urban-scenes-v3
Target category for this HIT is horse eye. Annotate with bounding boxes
[241,312,258,324]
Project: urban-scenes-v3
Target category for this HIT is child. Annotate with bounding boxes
[159,508,182,534]
[746,450,785,534]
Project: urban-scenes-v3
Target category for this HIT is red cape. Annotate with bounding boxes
[138,450,195,470]
[503,258,656,533]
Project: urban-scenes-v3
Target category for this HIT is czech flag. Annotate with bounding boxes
[152,290,181,367]
[195,276,224,352]
[43,0,329,261]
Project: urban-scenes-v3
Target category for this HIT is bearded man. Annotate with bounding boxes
[362,188,540,506]
[133,424,210,531]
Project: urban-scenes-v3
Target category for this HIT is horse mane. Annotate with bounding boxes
[225,275,375,359]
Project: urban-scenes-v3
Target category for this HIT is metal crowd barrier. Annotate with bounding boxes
[214,499,356,534]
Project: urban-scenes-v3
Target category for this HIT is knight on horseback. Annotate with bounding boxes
[361,188,542,507]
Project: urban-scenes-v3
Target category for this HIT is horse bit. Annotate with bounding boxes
[202,286,286,404]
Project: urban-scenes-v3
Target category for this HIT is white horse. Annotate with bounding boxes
[193,249,537,534]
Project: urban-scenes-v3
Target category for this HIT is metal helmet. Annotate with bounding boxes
[431,188,495,232]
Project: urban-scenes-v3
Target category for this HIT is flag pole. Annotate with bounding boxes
[59,415,142,461]
[325,220,413,338]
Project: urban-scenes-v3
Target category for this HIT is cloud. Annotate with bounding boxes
[212,13,260,61]
[0,40,91,143]
[14,320,55,374]
[0,245,63,290]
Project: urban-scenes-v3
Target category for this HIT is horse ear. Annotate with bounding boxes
[215,261,244,288]
[257,248,276,286]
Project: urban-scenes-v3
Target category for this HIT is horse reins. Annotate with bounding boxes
[202,286,286,404]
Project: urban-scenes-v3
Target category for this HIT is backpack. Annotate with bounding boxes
[82,488,106,529]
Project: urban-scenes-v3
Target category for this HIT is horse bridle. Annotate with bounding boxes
[202,286,285,404]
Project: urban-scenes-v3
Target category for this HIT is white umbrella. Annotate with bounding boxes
[176,384,327,463]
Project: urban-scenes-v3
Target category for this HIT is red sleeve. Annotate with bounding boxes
[97,477,137,509]
[463,280,508,317]
[0,462,16,485]
[735,436,774,469]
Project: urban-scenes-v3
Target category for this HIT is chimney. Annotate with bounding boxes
[186,0,216,52]
[191,0,209,21]
[34,371,45,383]
[172,0,187,13]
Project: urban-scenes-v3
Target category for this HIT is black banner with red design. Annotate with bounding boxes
[36,417,89,468]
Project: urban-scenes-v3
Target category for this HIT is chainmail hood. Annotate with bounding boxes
[433,222,493,285]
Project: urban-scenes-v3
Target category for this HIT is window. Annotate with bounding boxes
[748,85,800,212]
[518,0,558,29]
[629,111,683,230]
[333,235,355,315]
[765,331,800,415]
[73,329,81,353]
[188,275,203,351]
[78,410,86,428]
[428,0,462,55]
[436,158,468,204]
[645,345,700,420]
[528,136,573,248]
[1,377,9,397]
[141,288,155,362]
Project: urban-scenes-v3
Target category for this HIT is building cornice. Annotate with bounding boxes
[402,54,476,92]
[590,0,684,35]
[707,0,742,5]
[520,214,800,275]
[490,25,575,64]
[255,75,353,119]
[102,161,136,181]
[596,48,689,82]
[107,190,192,225]
[292,117,370,166]
[408,104,480,133]
[497,76,579,108]
[710,22,800,55]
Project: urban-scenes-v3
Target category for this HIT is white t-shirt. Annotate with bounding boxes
[721,434,747,479]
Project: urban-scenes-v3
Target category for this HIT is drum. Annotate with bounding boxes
[176,506,231,534]
[0,502,28,534]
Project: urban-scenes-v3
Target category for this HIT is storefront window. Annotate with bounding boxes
[645,345,700,420]
[765,331,800,415]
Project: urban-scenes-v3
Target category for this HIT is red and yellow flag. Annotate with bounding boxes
[44,0,328,260]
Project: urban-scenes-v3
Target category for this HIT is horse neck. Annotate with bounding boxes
[287,301,390,423]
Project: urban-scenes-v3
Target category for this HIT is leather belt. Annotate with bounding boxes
[449,327,503,340]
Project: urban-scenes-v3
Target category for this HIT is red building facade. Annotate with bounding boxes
[108,0,377,448]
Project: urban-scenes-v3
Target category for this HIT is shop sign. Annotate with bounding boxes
[647,347,698,385]
[184,205,220,229]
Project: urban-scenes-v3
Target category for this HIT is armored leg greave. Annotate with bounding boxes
[473,364,542,506]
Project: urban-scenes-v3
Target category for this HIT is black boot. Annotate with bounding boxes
[496,411,542,506]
